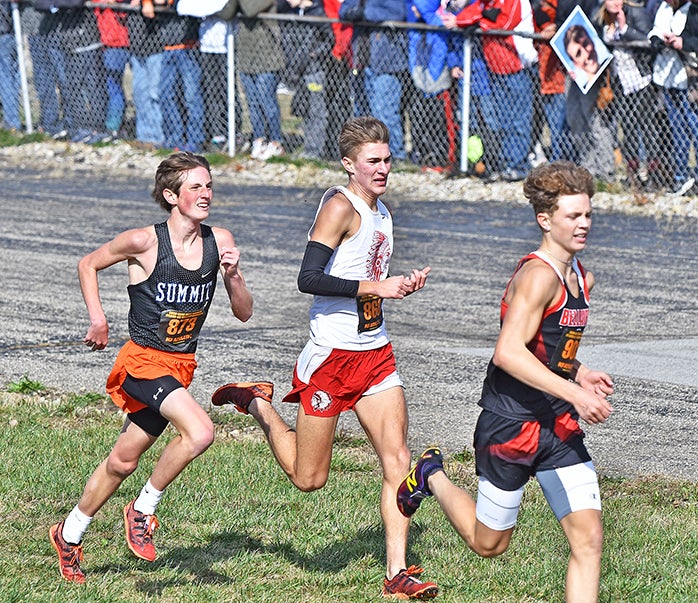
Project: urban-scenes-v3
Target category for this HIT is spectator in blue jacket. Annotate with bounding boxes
[33,0,110,144]
[127,0,165,147]
[405,0,463,169]
[161,0,205,152]
[25,3,69,138]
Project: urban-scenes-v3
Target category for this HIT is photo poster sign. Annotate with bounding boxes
[550,5,613,94]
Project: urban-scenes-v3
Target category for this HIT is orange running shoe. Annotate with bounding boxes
[49,521,85,584]
[123,500,160,562]
[382,565,438,599]
[210,381,274,414]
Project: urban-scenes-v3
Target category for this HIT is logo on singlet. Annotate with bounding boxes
[155,281,214,304]
[366,232,391,281]
[559,308,588,327]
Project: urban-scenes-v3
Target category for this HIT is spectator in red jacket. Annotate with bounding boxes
[323,0,354,159]
[445,0,539,181]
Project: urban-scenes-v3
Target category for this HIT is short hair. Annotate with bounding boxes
[151,151,211,212]
[523,161,595,216]
[564,24,591,54]
[338,116,390,161]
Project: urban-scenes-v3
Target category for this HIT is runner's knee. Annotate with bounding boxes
[380,444,412,481]
[184,424,215,457]
[106,453,139,479]
[293,468,329,492]
[470,534,511,558]
[565,512,603,559]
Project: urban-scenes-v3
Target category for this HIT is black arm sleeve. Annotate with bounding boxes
[297,241,361,297]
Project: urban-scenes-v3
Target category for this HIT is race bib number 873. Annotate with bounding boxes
[158,309,205,349]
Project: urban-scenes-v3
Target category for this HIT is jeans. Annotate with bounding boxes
[663,87,698,183]
[239,71,282,142]
[0,33,20,130]
[200,51,229,142]
[28,33,68,134]
[364,68,405,160]
[159,49,205,151]
[62,46,107,135]
[302,68,328,157]
[490,69,533,172]
[542,92,568,162]
[131,53,163,145]
[103,47,130,133]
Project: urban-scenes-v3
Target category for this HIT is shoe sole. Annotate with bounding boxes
[671,178,695,197]
[210,381,274,412]
[382,585,439,600]
[396,464,425,518]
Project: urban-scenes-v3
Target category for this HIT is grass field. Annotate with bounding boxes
[1,381,696,603]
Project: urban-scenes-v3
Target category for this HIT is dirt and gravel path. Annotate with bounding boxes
[1,144,696,482]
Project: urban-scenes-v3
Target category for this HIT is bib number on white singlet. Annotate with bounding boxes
[356,294,384,333]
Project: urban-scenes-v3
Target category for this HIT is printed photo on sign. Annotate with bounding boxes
[550,5,612,94]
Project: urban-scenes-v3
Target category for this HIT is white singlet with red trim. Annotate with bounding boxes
[306,185,393,350]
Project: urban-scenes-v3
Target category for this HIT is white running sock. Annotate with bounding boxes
[133,479,164,515]
[62,506,93,544]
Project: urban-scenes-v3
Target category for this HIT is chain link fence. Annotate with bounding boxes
[0,1,684,192]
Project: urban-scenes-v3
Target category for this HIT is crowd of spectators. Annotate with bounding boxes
[1,0,698,194]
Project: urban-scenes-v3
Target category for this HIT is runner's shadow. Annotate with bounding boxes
[123,523,429,594]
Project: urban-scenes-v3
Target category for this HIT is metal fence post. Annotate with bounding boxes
[459,34,471,175]
[226,19,235,157]
[11,1,32,134]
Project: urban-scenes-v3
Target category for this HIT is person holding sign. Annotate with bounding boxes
[397,161,614,603]
[212,116,436,600]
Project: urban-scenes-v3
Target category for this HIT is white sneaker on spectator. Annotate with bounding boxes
[210,135,227,152]
[637,161,649,186]
[261,140,284,160]
[251,138,267,160]
[528,142,547,168]
[670,177,695,197]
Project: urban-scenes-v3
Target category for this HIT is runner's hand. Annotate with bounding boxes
[577,368,614,399]
[220,246,241,276]
[374,275,413,299]
[84,318,108,351]
[571,388,613,425]
[403,266,431,295]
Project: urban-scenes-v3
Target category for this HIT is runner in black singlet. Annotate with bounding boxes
[49,152,253,583]
[397,161,614,603]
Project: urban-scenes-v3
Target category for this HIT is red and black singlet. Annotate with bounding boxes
[479,251,590,421]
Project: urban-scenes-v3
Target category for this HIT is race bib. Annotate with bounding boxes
[549,327,583,375]
[158,309,205,350]
[356,294,384,333]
